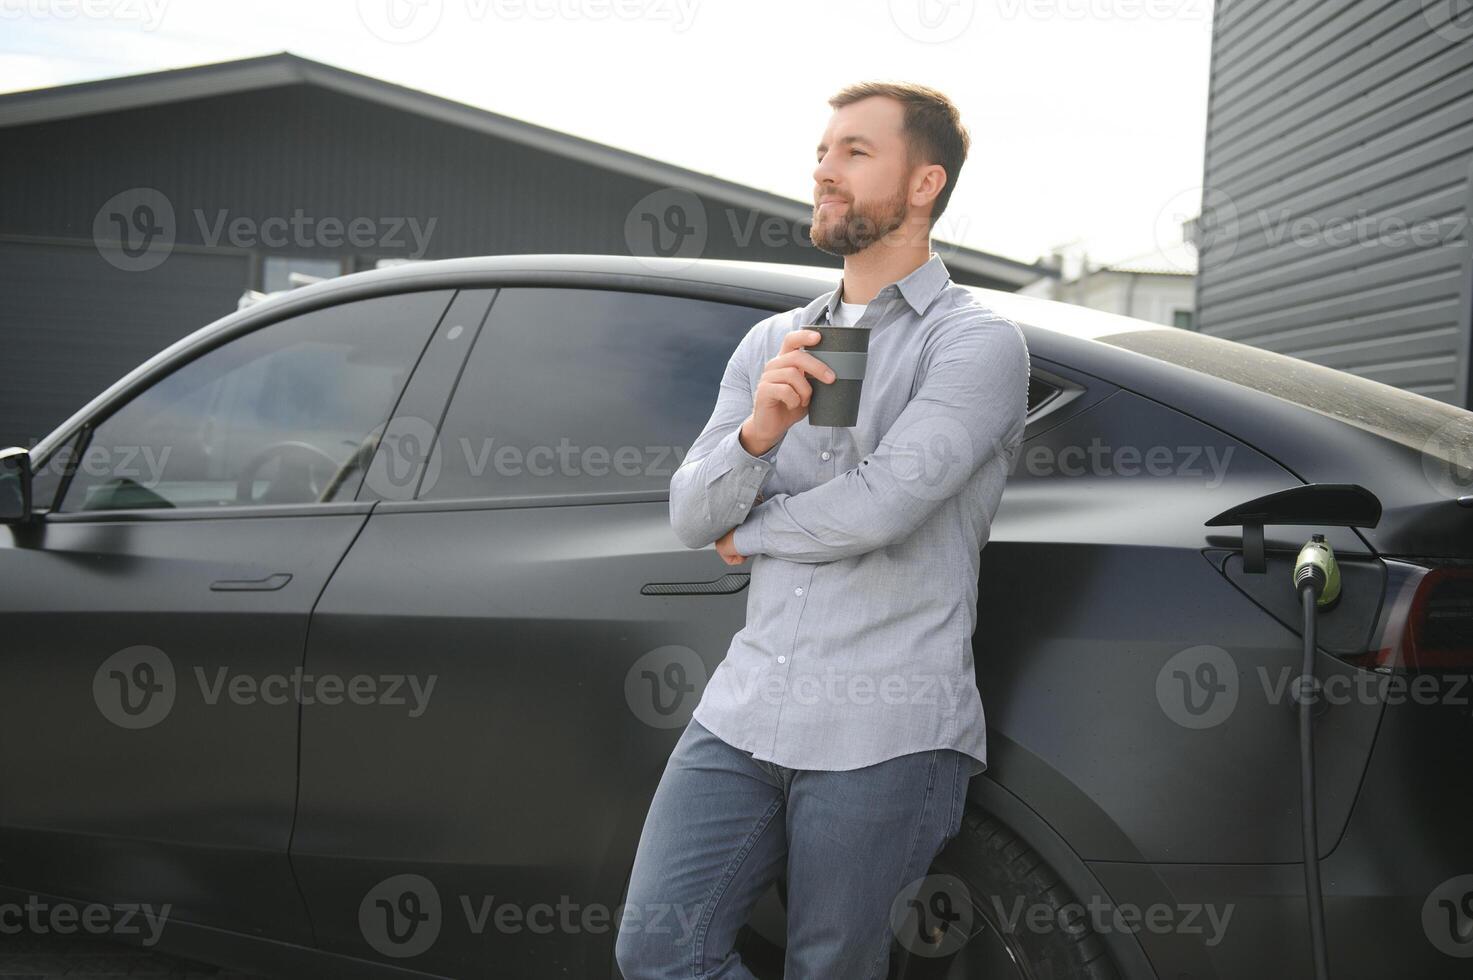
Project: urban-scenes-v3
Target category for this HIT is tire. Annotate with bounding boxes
[889,808,1123,980]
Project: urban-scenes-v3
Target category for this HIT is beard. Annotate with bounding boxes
[809,183,910,256]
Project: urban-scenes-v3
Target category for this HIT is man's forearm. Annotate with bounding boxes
[731,318,1030,563]
[670,413,785,550]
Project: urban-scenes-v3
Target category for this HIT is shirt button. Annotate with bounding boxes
[794,587,804,596]
[820,451,832,460]
[777,656,787,664]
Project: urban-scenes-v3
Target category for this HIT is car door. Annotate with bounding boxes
[0,289,454,943]
[290,285,782,978]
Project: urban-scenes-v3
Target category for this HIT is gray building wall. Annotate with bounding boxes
[1196,0,1473,408]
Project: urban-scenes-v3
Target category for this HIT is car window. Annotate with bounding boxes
[1097,327,1473,465]
[420,287,775,502]
[57,290,452,513]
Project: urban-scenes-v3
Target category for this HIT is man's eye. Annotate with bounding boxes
[851,149,867,156]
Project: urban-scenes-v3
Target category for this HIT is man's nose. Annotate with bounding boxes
[813,151,840,189]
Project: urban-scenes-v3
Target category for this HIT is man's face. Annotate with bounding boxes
[810,96,920,257]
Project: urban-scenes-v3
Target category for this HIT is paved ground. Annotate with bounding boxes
[0,934,267,979]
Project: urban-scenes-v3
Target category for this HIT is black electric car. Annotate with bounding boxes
[1,254,1470,980]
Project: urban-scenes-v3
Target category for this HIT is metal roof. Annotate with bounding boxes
[0,52,1052,289]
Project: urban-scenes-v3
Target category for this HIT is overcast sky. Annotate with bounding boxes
[0,0,1218,269]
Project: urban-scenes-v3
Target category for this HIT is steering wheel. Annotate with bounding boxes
[234,440,344,505]
[317,421,389,503]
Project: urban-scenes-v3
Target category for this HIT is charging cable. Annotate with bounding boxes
[1292,533,1339,980]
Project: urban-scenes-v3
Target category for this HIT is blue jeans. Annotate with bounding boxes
[615,717,971,980]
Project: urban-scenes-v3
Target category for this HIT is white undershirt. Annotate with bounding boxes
[831,299,868,327]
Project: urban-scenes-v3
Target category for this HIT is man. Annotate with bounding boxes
[615,81,1030,979]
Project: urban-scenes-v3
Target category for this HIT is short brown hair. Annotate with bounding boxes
[828,81,971,229]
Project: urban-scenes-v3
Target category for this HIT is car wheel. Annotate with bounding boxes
[889,809,1122,980]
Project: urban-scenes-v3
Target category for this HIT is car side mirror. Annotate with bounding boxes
[0,447,34,524]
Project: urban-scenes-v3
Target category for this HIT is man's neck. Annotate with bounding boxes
[837,227,933,306]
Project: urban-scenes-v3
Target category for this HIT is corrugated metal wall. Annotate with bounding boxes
[1196,0,1473,408]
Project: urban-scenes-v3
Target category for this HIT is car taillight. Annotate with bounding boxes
[1360,563,1473,671]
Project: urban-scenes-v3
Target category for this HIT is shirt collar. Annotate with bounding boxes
[819,250,951,324]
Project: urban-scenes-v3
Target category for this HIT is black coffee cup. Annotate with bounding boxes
[803,325,871,427]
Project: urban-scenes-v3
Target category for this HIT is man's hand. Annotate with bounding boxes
[743,328,835,454]
[715,527,747,565]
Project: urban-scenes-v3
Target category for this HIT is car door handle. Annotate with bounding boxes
[210,573,293,592]
[641,572,749,596]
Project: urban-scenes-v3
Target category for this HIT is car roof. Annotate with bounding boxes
[266,252,1149,343]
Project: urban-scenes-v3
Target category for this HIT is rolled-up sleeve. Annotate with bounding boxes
[669,324,787,550]
[733,315,1028,563]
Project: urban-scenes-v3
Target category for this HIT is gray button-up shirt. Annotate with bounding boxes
[670,251,1031,778]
